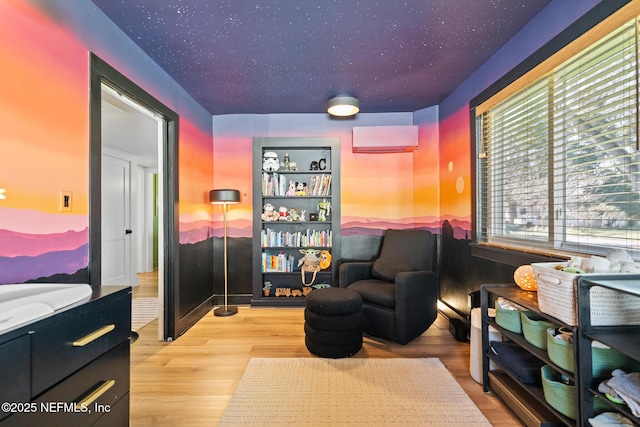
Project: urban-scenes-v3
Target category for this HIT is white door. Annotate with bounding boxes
[102,154,132,285]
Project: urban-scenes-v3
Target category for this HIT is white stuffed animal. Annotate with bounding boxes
[261,203,278,221]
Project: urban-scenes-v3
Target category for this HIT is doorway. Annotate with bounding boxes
[89,54,181,341]
[100,83,162,289]
[100,83,163,342]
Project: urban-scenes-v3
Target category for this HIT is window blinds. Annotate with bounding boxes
[477,18,640,256]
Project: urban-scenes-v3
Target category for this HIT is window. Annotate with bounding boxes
[477,18,640,258]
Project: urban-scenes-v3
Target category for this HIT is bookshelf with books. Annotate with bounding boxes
[252,137,341,306]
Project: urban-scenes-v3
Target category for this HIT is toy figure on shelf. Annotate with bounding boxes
[288,208,300,222]
[286,180,296,196]
[298,248,321,286]
[295,182,307,196]
[262,203,279,221]
[262,151,280,171]
[317,199,332,221]
[278,206,289,221]
[319,250,332,270]
[282,153,291,171]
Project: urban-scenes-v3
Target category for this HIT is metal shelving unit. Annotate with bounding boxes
[481,284,574,427]
[577,277,640,426]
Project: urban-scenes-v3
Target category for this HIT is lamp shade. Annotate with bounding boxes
[514,265,537,291]
[327,95,359,117]
[209,189,240,204]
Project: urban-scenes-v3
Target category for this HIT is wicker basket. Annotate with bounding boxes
[521,312,556,350]
[532,262,640,326]
[546,328,637,378]
[495,302,523,333]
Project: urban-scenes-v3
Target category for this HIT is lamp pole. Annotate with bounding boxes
[210,189,240,317]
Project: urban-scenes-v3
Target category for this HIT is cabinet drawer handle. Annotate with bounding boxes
[75,380,115,410]
[72,324,116,347]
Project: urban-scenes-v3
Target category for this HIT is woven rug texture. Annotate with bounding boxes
[131,297,158,331]
[219,357,492,426]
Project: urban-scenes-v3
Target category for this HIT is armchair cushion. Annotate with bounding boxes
[347,279,395,308]
[371,229,434,281]
[371,259,414,282]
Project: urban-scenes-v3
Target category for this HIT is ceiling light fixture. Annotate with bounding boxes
[327,95,359,117]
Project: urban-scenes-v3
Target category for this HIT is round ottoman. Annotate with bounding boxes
[304,287,363,358]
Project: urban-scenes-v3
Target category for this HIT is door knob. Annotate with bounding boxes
[125,229,133,234]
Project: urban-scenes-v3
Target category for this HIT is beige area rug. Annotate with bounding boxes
[131,297,158,331]
[219,358,492,426]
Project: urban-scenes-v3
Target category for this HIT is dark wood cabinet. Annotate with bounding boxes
[0,336,30,422]
[0,285,131,426]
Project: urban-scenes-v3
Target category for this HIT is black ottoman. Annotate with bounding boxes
[304,287,363,358]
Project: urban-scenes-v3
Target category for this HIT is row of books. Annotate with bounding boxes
[262,172,332,197]
[261,252,296,273]
[261,229,332,248]
[308,174,332,196]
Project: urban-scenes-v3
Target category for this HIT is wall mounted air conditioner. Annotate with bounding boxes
[352,125,418,153]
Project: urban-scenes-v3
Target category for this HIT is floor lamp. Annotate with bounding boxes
[210,189,240,317]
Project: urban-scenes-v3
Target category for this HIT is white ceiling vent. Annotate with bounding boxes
[352,126,418,153]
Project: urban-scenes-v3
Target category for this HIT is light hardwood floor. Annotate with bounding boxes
[132,271,159,299]
[130,273,522,426]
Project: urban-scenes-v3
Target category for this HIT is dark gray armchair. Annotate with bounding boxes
[339,229,438,345]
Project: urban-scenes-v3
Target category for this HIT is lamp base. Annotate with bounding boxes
[213,305,238,317]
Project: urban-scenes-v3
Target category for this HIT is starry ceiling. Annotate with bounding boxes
[91,0,553,115]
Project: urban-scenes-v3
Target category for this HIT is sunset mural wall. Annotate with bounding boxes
[178,118,216,244]
[0,0,89,283]
[212,111,440,239]
[0,0,610,325]
[0,0,213,285]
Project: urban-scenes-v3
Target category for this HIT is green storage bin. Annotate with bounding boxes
[591,344,640,380]
[495,301,523,333]
[547,328,575,373]
[541,365,609,420]
[541,365,577,419]
[521,312,556,350]
[547,328,637,378]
